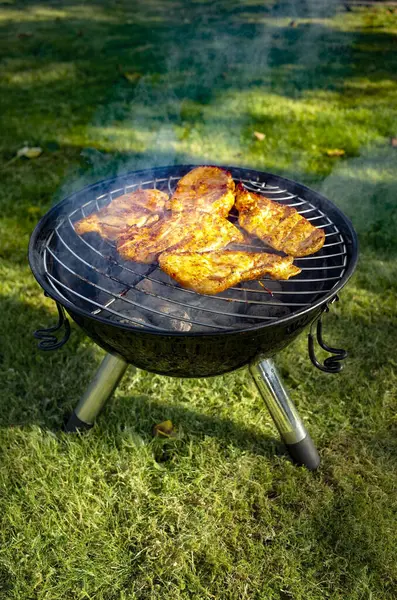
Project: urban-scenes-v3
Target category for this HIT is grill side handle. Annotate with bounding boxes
[33,296,71,351]
[308,295,348,373]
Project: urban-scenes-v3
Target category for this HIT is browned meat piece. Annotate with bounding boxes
[74,189,169,241]
[235,184,325,257]
[170,166,235,217]
[117,211,244,264]
[159,250,301,295]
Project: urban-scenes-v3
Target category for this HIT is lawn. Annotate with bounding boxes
[1,0,397,598]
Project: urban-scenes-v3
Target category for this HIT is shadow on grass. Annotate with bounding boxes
[1,0,397,160]
[105,392,281,460]
[0,294,99,429]
[0,270,396,466]
[104,295,397,458]
[0,294,283,459]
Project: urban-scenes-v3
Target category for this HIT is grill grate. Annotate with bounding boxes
[42,172,347,332]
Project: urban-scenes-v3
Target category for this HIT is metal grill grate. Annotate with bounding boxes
[42,171,347,332]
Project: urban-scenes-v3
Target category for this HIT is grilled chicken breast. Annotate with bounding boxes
[159,250,302,295]
[117,210,244,264]
[235,184,325,257]
[74,189,169,241]
[170,166,235,217]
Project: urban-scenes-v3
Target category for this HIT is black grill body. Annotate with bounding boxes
[29,165,358,377]
[70,309,317,377]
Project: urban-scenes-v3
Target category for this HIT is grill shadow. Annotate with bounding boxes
[0,292,281,460]
[102,392,283,460]
[0,295,99,430]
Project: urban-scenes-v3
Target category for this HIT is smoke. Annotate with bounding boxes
[56,0,397,260]
[49,0,397,331]
[56,0,345,194]
[320,147,397,254]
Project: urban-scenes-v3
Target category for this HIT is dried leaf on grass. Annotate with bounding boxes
[152,420,176,438]
[325,148,345,157]
[253,131,265,141]
[0,145,43,171]
[122,72,142,84]
[17,146,42,159]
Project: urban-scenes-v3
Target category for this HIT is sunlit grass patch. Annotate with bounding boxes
[2,62,77,85]
[0,1,397,598]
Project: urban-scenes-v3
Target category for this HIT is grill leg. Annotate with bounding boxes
[65,353,128,432]
[249,357,320,470]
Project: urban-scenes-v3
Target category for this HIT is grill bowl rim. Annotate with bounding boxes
[28,164,359,338]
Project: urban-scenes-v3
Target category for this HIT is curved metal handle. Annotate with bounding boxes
[34,302,71,351]
[308,296,348,373]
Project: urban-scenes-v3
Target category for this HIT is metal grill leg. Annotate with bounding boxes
[65,353,128,432]
[249,357,320,470]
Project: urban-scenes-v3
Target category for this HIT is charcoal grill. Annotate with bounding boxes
[29,165,358,469]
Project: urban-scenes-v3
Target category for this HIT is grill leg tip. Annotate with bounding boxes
[285,433,320,470]
[64,411,94,433]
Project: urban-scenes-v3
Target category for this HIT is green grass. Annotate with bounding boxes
[1,1,397,598]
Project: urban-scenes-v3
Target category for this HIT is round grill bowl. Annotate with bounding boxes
[29,165,358,377]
